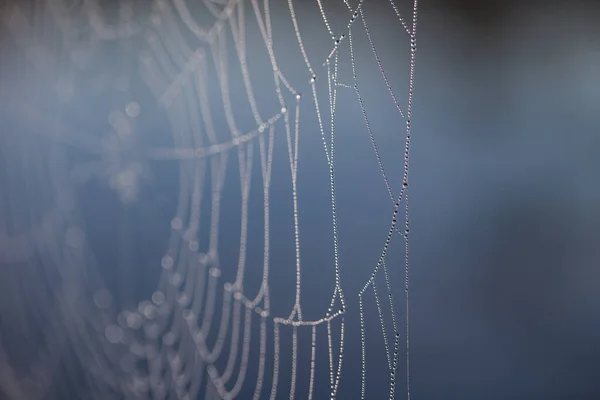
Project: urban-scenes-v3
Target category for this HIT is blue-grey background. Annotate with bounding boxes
[1,0,600,399]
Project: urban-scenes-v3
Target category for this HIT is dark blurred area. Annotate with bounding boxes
[1,0,599,399]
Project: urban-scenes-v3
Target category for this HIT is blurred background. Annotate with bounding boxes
[1,0,599,399]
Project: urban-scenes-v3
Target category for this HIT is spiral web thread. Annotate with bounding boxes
[0,0,418,399]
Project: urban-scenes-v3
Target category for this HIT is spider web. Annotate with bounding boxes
[0,0,418,399]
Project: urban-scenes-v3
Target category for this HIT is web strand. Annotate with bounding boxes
[0,0,419,398]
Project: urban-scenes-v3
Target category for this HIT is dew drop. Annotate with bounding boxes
[125,101,141,118]
[163,332,176,346]
[161,255,174,269]
[93,289,113,310]
[118,170,135,188]
[176,292,189,306]
[169,272,182,286]
[152,291,165,305]
[198,252,210,265]
[142,303,157,320]
[188,240,199,252]
[105,324,124,344]
[145,323,160,339]
[127,312,143,329]
[171,217,183,230]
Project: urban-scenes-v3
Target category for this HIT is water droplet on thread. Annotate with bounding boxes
[126,101,141,118]
[161,255,174,269]
[171,217,183,230]
[105,324,124,344]
[94,289,113,309]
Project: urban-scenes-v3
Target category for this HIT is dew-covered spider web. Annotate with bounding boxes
[0,0,418,398]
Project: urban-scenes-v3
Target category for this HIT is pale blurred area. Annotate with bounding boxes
[405,1,600,398]
[1,0,599,399]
